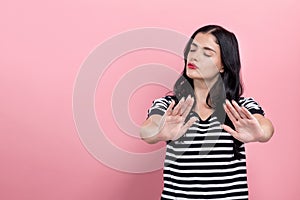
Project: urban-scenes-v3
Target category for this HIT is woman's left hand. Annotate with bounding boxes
[222,99,265,143]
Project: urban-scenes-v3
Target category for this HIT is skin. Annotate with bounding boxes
[140,33,274,144]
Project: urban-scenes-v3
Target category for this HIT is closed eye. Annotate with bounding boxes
[190,43,198,52]
[204,50,213,57]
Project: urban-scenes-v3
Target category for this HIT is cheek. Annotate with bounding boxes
[187,54,193,62]
[200,59,218,70]
[215,54,222,67]
[197,62,220,78]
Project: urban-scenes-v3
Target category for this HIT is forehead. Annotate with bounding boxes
[193,33,219,49]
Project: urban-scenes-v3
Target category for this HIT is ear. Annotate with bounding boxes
[219,66,224,73]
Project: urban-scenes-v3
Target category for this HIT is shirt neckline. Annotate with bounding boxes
[190,110,213,123]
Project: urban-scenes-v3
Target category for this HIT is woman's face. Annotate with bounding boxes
[186,32,224,83]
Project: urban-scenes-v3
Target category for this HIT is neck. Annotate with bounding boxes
[193,79,210,107]
[193,77,218,108]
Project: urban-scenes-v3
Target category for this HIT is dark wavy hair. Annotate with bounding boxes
[171,25,244,159]
[173,25,243,107]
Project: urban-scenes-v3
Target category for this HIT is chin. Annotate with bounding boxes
[186,71,202,79]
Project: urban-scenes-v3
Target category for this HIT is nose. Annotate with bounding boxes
[189,50,200,62]
[190,55,198,62]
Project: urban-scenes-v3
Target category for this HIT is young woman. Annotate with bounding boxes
[140,25,274,200]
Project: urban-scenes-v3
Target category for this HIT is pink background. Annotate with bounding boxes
[1,0,299,199]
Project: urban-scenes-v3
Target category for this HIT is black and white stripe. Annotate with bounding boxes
[147,96,264,200]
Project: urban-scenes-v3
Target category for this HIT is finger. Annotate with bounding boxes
[179,95,191,115]
[241,106,254,119]
[181,117,198,133]
[225,99,241,121]
[223,103,238,124]
[165,100,175,116]
[166,115,182,123]
[172,97,184,116]
[231,100,247,119]
[181,96,195,119]
[221,124,240,141]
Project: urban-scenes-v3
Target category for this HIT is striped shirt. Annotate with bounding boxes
[147,96,265,200]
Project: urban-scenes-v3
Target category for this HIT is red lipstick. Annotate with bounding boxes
[188,63,197,69]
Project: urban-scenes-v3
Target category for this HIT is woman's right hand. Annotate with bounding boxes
[158,95,197,141]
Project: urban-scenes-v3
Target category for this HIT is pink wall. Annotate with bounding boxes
[1,0,299,199]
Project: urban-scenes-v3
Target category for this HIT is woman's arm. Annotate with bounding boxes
[222,99,274,143]
[140,115,165,144]
[253,114,274,142]
[140,96,197,144]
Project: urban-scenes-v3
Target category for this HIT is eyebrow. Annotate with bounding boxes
[191,42,216,53]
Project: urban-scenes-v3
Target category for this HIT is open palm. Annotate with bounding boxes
[222,100,264,143]
[158,95,197,141]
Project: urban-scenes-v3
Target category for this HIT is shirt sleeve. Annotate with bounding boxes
[147,96,174,118]
[238,97,265,116]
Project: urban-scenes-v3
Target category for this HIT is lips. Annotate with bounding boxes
[187,63,197,69]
